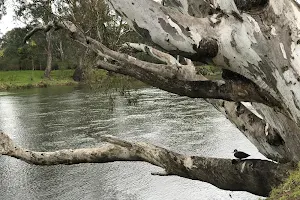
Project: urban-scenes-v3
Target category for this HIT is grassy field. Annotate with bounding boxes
[0,70,77,90]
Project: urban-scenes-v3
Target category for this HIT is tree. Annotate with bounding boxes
[0,27,41,70]
[15,0,56,78]
[1,0,300,197]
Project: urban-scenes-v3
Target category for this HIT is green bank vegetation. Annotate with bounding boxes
[0,70,76,90]
[0,69,147,91]
[268,163,300,200]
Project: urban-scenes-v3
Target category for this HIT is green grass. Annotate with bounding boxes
[0,69,146,91]
[0,70,77,90]
[268,163,300,200]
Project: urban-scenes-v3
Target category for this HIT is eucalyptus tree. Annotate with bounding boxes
[15,0,57,78]
[52,0,142,81]
[2,0,300,197]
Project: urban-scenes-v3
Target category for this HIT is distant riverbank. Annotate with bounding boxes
[0,67,221,91]
[0,70,77,90]
[0,69,147,91]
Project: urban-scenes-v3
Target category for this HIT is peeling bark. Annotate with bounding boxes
[104,0,300,163]
[0,132,294,197]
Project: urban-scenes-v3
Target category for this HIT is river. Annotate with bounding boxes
[0,86,265,200]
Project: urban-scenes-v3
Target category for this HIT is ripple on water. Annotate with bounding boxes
[0,87,264,200]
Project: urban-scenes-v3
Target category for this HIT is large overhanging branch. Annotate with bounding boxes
[0,132,294,197]
[96,60,276,105]
[24,21,280,107]
[108,0,219,60]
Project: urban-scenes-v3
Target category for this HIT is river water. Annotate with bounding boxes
[0,86,265,200]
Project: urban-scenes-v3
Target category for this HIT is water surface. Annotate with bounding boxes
[0,86,264,200]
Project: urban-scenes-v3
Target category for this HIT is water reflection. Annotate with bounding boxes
[0,86,264,200]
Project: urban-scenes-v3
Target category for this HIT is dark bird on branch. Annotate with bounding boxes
[233,149,250,159]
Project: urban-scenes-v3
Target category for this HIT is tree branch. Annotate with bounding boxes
[95,61,276,105]
[24,21,58,44]
[0,132,293,197]
[25,21,279,106]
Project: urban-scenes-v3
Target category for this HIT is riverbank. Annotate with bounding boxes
[0,70,77,90]
[0,69,146,91]
[0,67,220,91]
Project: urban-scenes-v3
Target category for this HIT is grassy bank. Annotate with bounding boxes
[268,163,300,200]
[0,70,77,90]
[0,65,220,91]
[0,69,146,91]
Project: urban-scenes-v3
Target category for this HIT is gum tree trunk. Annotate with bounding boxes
[44,31,52,79]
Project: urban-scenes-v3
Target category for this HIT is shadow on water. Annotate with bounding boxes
[0,86,265,200]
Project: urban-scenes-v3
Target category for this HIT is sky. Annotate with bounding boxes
[0,1,24,36]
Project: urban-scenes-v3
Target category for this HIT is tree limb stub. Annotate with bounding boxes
[234,0,269,11]
[0,132,293,197]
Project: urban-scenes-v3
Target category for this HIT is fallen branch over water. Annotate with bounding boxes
[0,132,294,197]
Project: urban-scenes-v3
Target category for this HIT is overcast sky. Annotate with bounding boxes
[0,1,24,36]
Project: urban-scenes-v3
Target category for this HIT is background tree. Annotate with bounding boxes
[15,0,57,78]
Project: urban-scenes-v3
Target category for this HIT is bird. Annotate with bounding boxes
[233,149,250,159]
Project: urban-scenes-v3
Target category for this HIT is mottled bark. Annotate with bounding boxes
[105,0,300,163]
[0,132,294,197]
[44,31,52,79]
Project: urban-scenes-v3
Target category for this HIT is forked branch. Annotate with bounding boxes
[0,132,293,197]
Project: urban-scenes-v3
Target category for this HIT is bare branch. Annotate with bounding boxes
[25,20,280,106]
[24,22,57,44]
[0,132,293,197]
[123,42,180,65]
